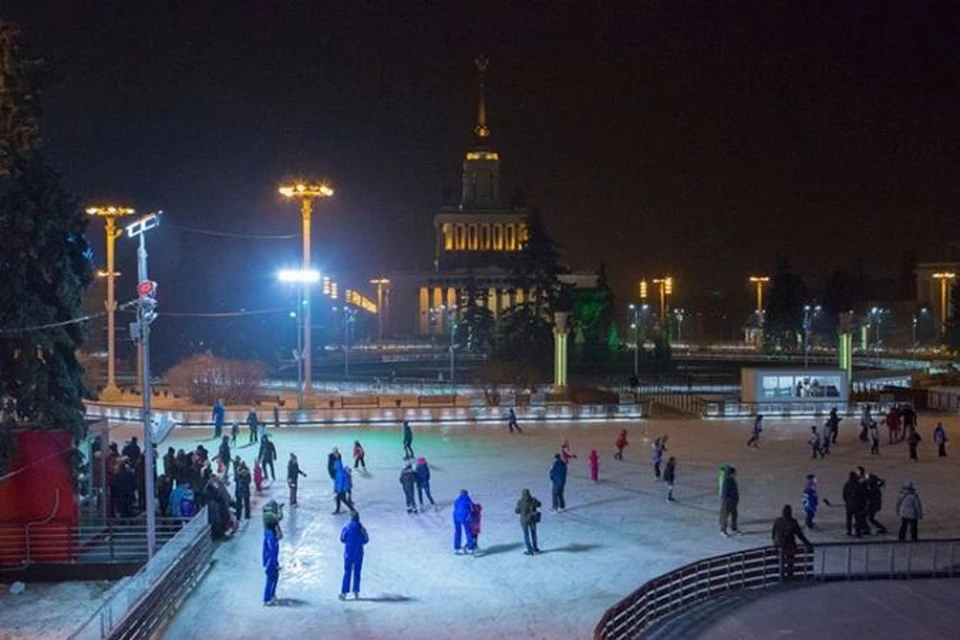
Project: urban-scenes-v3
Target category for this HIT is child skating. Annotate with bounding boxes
[589,450,600,482]
[802,474,819,529]
[614,429,629,460]
[663,456,677,502]
[808,426,824,459]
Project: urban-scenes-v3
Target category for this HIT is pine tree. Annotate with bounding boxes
[0,23,93,474]
[762,256,807,350]
[456,274,495,352]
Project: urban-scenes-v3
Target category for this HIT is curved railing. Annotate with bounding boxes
[594,538,960,640]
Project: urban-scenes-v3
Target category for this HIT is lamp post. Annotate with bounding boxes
[342,306,357,378]
[749,276,769,320]
[369,278,390,343]
[279,182,335,403]
[278,269,320,408]
[869,306,888,349]
[802,304,821,368]
[86,206,135,400]
[628,304,639,379]
[652,276,673,322]
[445,305,457,383]
[933,272,956,339]
[674,308,686,342]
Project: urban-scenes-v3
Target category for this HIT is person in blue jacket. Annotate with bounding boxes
[453,490,476,554]
[262,521,281,605]
[801,474,819,529]
[333,462,354,514]
[212,399,225,439]
[339,511,369,600]
[415,457,436,511]
[549,453,568,512]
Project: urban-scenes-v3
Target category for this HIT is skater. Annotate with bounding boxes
[907,426,922,461]
[507,408,522,433]
[746,415,763,447]
[333,463,354,514]
[469,502,483,553]
[771,504,812,579]
[902,404,917,442]
[258,435,277,481]
[339,511,369,600]
[801,474,818,529]
[247,408,260,444]
[549,453,568,512]
[884,405,902,445]
[212,399,225,439]
[353,440,366,469]
[933,422,947,457]
[896,481,923,541]
[869,420,880,455]
[719,467,739,536]
[614,429,629,460]
[273,403,281,431]
[262,518,281,605]
[415,457,436,510]
[216,436,232,480]
[859,405,872,442]
[652,436,666,479]
[516,488,542,555]
[253,461,264,493]
[663,456,677,502]
[843,471,867,536]
[234,459,251,520]
[718,464,732,498]
[808,426,824,459]
[865,472,888,534]
[230,420,240,446]
[327,447,343,480]
[827,407,841,444]
[560,438,577,465]
[287,453,306,507]
[453,490,476,554]
[402,421,415,460]
[588,449,600,482]
[399,464,417,513]
[821,420,832,455]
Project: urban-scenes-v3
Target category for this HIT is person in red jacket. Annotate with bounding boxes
[589,450,600,482]
[469,503,483,553]
[560,439,577,465]
[353,440,366,470]
[615,430,629,460]
[253,461,264,493]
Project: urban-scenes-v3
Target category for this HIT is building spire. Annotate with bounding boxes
[473,55,490,142]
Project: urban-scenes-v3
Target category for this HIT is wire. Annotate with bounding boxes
[165,223,299,240]
[0,312,104,335]
[159,308,289,318]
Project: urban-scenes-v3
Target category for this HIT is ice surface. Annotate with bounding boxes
[0,579,120,640]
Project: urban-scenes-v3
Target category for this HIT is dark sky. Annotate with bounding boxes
[6,2,960,312]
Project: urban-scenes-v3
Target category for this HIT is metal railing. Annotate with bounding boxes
[71,506,212,640]
[594,538,960,640]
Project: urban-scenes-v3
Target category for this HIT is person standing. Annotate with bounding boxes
[339,511,369,600]
[253,461,264,494]
[453,490,476,554]
[808,426,824,459]
[827,407,841,444]
[415,457,436,510]
[885,405,902,444]
[933,422,947,457]
[865,473,888,534]
[549,453,568,512]
[247,408,260,444]
[230,420,240,446]
[402,421,415,460]
[651,437,666,479]
[287,453,306,507]
[400,464,418,513]
[869,421,880,455]
[259,435,277,481]
[843,471,867,537]
[273,403,281,431]
[614,429,629,460]
[507,408,522,433]
[907,426,922,461]
[469,502,483,553]
[234,459,251,520]
[720,467,739,536]
[663,457,677,502]
[896,481,923,541]
[353,440,366,469]
[859,405,872,442]
[327,447,343,481]
[217,436,232,481]
[771,504,813,579]
[515,488,542,555]
[801,474,818,529]
[262,519,281,606]
[212,399,225,440]
[746,415,763,448]
[333,463,354,514]
[902,404,917,442]
[588,450,600,483]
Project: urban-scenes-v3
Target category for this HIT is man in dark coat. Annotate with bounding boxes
[217,436,232,481]
[258,436,277,481]
[515,488,542,555]
[287,453,307,506]
[549,454,568,512]
[234,459,252,520]
[402,422,414,460]
[212,399,225,439]
[247,408,260,444]
[843,471,868,536]
[720,467,740,536]
[865,473,888,534]
[399,464,418,513]
[327,447,343,480]
[122,437,141,462]
[339,511,369,600]
[771,504,812,578]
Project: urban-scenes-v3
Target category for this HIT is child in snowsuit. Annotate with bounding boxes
[663,457,677,502]
[808,426,824,459]
[933,423,947,457]
[469,503,483,552]
[589,450,600,482]
[652,437,667,479]
[801,474,818,529]
[614,430,628,460]
[353,440,366,469]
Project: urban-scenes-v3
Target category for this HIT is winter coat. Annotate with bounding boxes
[663,460,676,484]
[218,442,231,465]
[549,459,567,486]
[247,411,259,430]
[415,462,431,486]
[354,443,364,460]
[615,432,628,449]
[843,479,864,512]
[399,468,417,494]
[896,487,923,520]
[515,490,541,526]
[403,424,413,445]
[340,520,369,560]
[772,515,810,551]
[453,491,473,523]
[934,426,947,445]
[866,476,885,512]
[721,475,739,505]
[262,528,280,572]
[652,443,664,463]
[259,439,277,464]
[287,460,305,483]
[212,402,225,426]
[802,486,818,514]
[327,453,342,479]
[589,451,599,471]
[469,504,483,537]
[335,465,351,494]
[235,465,251,497]
[907,429,922,446]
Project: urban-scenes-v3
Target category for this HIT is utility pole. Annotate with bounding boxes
[628,304,639,379]
[447,306,456,383]
[369,278,390,343]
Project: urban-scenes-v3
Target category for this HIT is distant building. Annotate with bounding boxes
[915,261,959,337]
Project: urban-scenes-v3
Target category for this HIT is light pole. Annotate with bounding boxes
[446,305,457,383]
[278,269,320,408]
[126,211,161,559]
[913,307,929,347]
[933,272,956,340]
[674,308,686,342]
[86,206,135,400]
[343,306,357,378]
[279,182,335,403]
[749,276,769,321]
[869,307,888,349]
[652,276,673,322]
[369,278,390,343]
[628,304,639,379]
[802,304,821,368]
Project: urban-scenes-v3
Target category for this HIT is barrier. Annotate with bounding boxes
[594,538,960,640]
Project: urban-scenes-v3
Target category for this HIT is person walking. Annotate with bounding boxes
[746,415,763,448]
[273,403,281,431]
[400,464,418,513]
[896,481,923,541]
[801,474,818,529]
[247,408,260,444]
[262,519,281,606]
[907,426,922,461]
[453,490,476,554]
[339,511,369,600]
[287,453,306,507]
[651,436,666,479]
[720,467,739,536]
[327,447,343,481]
[333,462,354,514]
[808,426,824,459]
[933,422,947,457]
[212,399,225,440]
[885,405,902,444]
[253,461,264,493]
[588,450,600,483]
[827,407,841,445]
[415,457,436,510]
[353,440,366,469]
[614,429,629,460]
[663,456,677,502]
[515,488,542,555]
[402,421,415,460]
[507,408,522,433]
[258,435,277,481]
[216,436,232,481]
[843,471,867,537]
[865,472,888,534]
[234,459,251,521]
[869,421,880,455]
[771,504,813,579]
[549,453,568,512]
[902,404,917,442]
[230,420,240,446]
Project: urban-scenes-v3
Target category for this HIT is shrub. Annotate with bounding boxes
[166,353,265,405]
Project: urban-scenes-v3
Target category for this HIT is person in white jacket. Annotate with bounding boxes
[896,481,923,541]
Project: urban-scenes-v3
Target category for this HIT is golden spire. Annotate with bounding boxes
[473,55,490,141]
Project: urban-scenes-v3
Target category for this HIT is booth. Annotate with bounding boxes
[741,368,848,404]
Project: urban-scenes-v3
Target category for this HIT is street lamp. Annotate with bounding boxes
[802,304,821,368]
[652,276,673,322]
[869,306,888,349]
[342,306,357,378]
[932,272,956,339]
[86,205,135,400]
[673,308,686,342]
[279,181,335,403]
[369,278,390,342]
[913,307,929,346]
[277,269,320,408]
[749,276,769,319]
[628,304,639,379]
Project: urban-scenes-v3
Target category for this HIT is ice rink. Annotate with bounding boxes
[150,414,960,640]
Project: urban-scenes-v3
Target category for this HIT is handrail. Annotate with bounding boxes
[594,538,960,640]
[24,488,60,565]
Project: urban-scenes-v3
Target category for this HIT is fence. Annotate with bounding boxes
[71,506,212,640]
[593,538,960,640]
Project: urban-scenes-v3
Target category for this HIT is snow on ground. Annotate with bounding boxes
[147,414,960,640]
[0,579,118,640]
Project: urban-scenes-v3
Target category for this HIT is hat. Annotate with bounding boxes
[350,511,360,522]
[416,457,426,465]
[554,453,562,460]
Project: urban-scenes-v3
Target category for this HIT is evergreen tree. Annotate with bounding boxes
[763,256,807,350]
[0,24,93,473]
[456,274,495,352]
[944,280,960,351]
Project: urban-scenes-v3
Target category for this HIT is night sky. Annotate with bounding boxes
[6,2,959,315]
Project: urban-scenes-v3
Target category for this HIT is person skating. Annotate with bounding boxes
[262,519,281,606]
[720,467,739,536]
[865,472,888,534]
[287,453,306,507]
[843,471,868,537]
[469,502,483,554]
[771,504,812,579]
[827,407,841,444]
[402,421,415,460]
[253,461,264,493]
[515,488,542,555]
[230,420,240,446]
[746,415,763,448]
[212,399,225,440]
[718,464,732,498]
[353,440,366,469]
[560,438,577,465]
[808,426,824,459]
[400,464,418,513]
[507,408,522,433]
[859,405,872,442]
[589,450,600,483]
[885,405,902,444]
[549,453,568,512]
[216,436,232,481]
[614,429,629,460]
[327,447,343,480]
[273,403,281,431]
[258,435,277,481]
[415,457,436,510]
[333,462,354,514]
[453,490,476,554]
[234,458,252,520]
[801,474,818,529]
[907,426,922,461]
[902,404,917,442]
[820,420,832,455]
[339,511,369,600]
[651,436,667,479]
[247,408,260,444]
[933,422,947,457]
[869,420,880,455]
[663,457,677,502]
[896,481,923,541]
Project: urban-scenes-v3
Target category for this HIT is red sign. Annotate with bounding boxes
[137,280,156,297]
